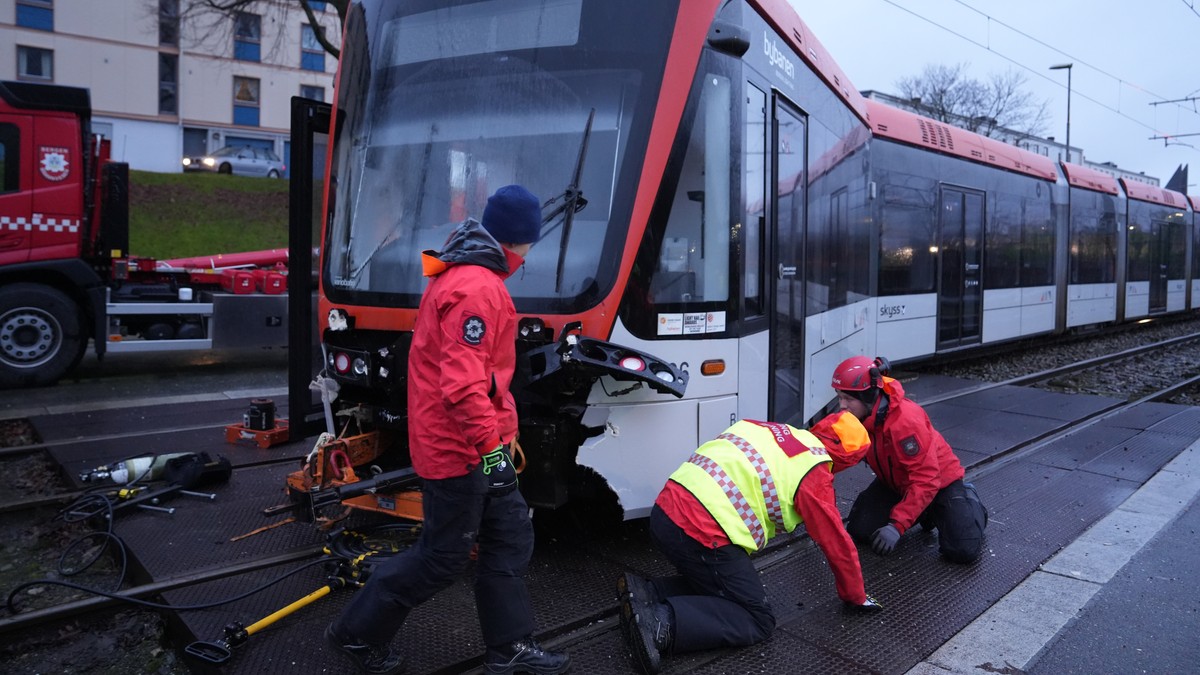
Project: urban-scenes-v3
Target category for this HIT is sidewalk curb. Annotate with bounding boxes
[907,442,1200,675]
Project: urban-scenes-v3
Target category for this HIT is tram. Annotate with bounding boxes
[301,0,1196,519]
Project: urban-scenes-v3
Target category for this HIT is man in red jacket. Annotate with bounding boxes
[326,185,569,675]
[831,356,988,564]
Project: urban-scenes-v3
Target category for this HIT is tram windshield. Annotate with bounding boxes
[324,0,677,312]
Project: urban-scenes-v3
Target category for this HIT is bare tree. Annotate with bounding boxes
[154,0,346,59]
[896,63,1049,142]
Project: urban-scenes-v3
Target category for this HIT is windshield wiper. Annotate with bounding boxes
[542,108,594,293]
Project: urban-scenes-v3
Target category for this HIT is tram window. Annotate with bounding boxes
[382,0,582,67]
[878,182,935,295]
[1167,217,1186,278]
[1069,192,1116,284]
[648,72,731,306]
[986,191,1053,288]
[1021,196,1054,286]
[743,83,766,317]
[1194,220,1200,280]
[1126,203,1152,282]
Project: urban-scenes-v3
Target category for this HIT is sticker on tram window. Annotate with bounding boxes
[657,314,683,336]
[705,311,726,333]
[684,313,706,335]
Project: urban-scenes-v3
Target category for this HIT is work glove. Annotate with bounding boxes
[846,594,884,613]
[871,523,901,555]
[480,444,518,496]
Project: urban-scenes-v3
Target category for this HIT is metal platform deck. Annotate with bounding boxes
[22,376,1200,674]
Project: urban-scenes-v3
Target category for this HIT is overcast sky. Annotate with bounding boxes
[790,0,1200,191]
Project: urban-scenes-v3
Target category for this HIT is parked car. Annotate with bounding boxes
[182,145,286,178]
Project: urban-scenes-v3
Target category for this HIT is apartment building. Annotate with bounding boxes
[0,0,338,175]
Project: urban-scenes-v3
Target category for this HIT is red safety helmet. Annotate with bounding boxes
[831,356,888,392]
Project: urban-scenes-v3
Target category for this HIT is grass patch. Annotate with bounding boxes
[129,170,290,260]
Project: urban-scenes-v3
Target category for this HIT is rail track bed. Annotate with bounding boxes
[2,369,1199,674]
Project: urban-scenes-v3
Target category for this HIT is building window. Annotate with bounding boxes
[233,76,260,126]
[234,12,261,62]
[17,46,53,81]
[159,0,179,46]
[300,85,325,102]
[309,1,327,11]
[16,0,53,32]
[159,53,178,114]
[301,24,325,71]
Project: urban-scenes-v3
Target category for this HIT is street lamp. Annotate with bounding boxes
[1050,63,1073,163]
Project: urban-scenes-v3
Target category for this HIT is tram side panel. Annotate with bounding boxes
[1120,180,1190,319]
[869,138,1057,359]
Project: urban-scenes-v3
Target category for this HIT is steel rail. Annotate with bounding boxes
[0,544,326,636]
[5,331,1200,670]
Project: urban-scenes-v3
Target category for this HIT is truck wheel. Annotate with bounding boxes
[0,284,86,387]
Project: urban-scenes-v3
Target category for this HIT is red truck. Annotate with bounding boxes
[0,80,291,388]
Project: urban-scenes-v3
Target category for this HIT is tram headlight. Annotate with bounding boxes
[333,351,351,374]
[353,357,369,376]
[619,355,646,371]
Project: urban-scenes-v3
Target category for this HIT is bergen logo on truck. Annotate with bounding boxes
[39,146,70,181]
[0,214,80,233]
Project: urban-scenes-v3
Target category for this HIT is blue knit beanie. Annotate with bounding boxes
[482,185,542,245]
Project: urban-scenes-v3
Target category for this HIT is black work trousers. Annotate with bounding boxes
[647,505,776,653]
[334,470,536,649]
[847,478,987,563]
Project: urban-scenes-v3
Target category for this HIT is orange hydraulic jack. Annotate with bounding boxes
[225,398,290,448]
[285,431,424,522]
[225,418,290,448]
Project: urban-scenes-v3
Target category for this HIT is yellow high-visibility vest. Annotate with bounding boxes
[669,419,832,553]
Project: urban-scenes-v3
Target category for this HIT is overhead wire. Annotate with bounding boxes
[877,0,1197,143]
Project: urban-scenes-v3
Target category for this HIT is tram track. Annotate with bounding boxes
[4,330,1200,671]
[443,331,1200,673]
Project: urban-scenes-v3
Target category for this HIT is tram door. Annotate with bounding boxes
[1148,219,1170,313]
[769,98,807,423]
[937,186,984,349]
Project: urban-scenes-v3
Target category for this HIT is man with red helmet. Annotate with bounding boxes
[616,411,882,675]
[831,356,987,564]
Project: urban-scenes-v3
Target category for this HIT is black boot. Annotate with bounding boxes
[617,572,659,648]
[627,601,674,675]
[325,624,404,674]
[484,637,570,674]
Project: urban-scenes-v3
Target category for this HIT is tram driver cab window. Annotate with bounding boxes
[649,72,731,310]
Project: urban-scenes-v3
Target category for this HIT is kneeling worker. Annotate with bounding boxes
[830,356,988,564]
[618,412,882,675]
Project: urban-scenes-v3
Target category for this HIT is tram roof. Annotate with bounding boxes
[1061,162,1120,195]
[1119,178,1188,208]
[1191,195,1200,212]
[751,0,870,125]
[864,99,1059,182]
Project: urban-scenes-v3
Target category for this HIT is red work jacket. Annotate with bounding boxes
[407,220,524,479]
[862,377,965,533]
